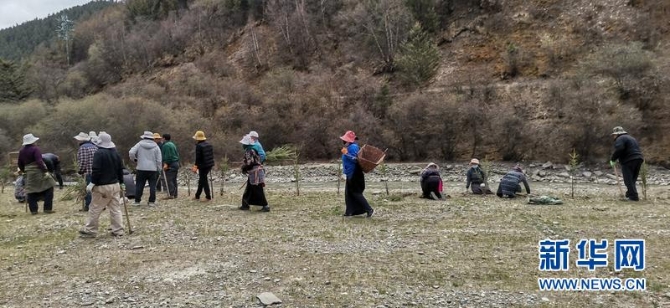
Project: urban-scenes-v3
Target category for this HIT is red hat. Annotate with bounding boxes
[340,130,356,143]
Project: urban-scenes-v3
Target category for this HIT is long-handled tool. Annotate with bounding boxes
[161,168,169,196]
[612,163,625,199]
[121,186,133,234]
[209,170,214,200]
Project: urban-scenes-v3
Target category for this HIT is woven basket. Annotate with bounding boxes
[357,144,386,173]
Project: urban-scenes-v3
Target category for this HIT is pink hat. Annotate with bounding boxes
[340,130,356,143]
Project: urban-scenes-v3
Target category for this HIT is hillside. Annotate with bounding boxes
[0,0,669,166]
[0,0,117,61]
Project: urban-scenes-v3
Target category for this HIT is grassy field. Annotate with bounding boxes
[1,181,669,307]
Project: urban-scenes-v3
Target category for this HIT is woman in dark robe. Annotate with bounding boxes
[340,130,374,217]
[239,134,269,212]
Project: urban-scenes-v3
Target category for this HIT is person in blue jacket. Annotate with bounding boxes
[340,130,374,217]
[249,131,266,163]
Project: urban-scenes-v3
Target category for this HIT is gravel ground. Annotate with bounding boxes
[1,163,670,307]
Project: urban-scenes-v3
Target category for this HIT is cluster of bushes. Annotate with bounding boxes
[1,0,669,168]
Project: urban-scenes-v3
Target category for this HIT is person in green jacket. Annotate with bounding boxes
[161,133,180,199]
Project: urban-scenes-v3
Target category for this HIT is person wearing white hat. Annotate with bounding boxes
[89,131,100,145]
[129,131,162,206]
[609,126,644,201]
[79,133,125,238]
[18,133,56,215]
[466,158,492,195]
[74,131,98,211]
[239,134,269,212]
[248,131,266,163]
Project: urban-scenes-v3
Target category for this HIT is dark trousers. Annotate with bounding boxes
[165,162,179,197]
[27,187,54,213]
[421,178,442,199]
[135,170,158,203]
[84,174,92,210]
[344,166,373,216]
[496,185,521,198]
[196,167,212,200]
[621,159,643,201]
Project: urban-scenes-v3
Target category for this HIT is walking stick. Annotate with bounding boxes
[121,186,133,234]
[209,171,214,200]
[162,168,169,196]
[612,163,625,199]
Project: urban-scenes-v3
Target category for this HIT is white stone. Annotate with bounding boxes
[257,292,282,305]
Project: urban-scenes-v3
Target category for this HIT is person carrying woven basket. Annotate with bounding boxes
[340,130,374,218]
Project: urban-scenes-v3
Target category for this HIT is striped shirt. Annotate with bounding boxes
[77,142,98,175]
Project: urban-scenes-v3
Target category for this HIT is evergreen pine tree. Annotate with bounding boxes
[396,23,440,88]
[0,59,32,102]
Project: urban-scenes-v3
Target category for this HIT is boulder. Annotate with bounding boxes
[582,171,592,178]
[542,162,553,169]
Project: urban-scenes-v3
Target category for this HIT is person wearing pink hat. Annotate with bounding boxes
[340,130,374,218]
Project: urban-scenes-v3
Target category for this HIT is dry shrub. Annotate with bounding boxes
[29,94,204,168]
[547,82,643,162]
[195,50,237,78]
[0,100,48,142]
[58,68,90,99]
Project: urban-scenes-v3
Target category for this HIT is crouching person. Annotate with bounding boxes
[80,133,125,238]
[14,170,26,203]
[496,164,530,198]
[420,163,443,200]
[466,159,493,194]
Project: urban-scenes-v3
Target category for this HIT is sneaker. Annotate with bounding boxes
[261,206,270,212]
[78,230,96,238]
[160,196,175,200]
[31,212,38,215]
[239,206,250,211]
[148,202,156,207]
[429,192,438,200]
[366,209,374,218]
[201,199,211,203]
[132,201,141,206]
[110,232,124,237]
[44,210,56,214]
